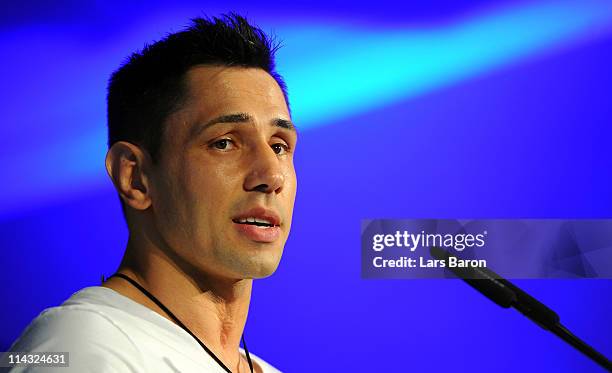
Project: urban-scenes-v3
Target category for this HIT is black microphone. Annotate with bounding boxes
[430,246,612,372]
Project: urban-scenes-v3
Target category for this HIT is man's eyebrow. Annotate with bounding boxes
[192,112,296,136]
[203,112,252,129]
[274,118,296,132]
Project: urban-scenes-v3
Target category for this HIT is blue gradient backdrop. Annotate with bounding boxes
[1,1,611,372]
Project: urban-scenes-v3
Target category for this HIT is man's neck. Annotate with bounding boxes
[102,243,253,371]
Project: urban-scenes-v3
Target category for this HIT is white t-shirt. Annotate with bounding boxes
[7,287,281,372]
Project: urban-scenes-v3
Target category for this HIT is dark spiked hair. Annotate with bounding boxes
[107,13,288,163]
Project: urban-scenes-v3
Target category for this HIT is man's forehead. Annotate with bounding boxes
[184,65,286,103]
[177,65,290,128]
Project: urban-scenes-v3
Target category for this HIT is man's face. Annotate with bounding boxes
[148,66,297,280]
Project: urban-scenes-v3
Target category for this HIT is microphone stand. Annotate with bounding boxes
[430,246,612,372]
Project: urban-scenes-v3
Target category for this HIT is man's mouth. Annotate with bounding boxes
[232,217,276,227]
[232,208,282,243]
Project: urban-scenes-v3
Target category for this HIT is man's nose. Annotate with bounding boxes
[244,143,285,194]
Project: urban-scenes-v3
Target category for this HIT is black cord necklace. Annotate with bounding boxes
[108,273,254,373]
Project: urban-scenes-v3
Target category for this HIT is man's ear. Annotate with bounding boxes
[105,141,153,211]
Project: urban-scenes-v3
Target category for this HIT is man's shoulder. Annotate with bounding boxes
[14,287,137,340]
[16,296,131,341]
[8,287,146,372]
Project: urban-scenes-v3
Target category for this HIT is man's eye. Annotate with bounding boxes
[210,139,234,150]
[271,143,289,155]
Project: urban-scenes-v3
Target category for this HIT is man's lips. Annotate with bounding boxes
[232,207,282,243]
[233,223,280,243]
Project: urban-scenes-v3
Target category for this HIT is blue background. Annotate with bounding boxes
[1,1,611,372]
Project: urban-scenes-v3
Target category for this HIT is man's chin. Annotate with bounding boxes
[249,265,280,279]
[203,240,285,279]
[243,256,283,279]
